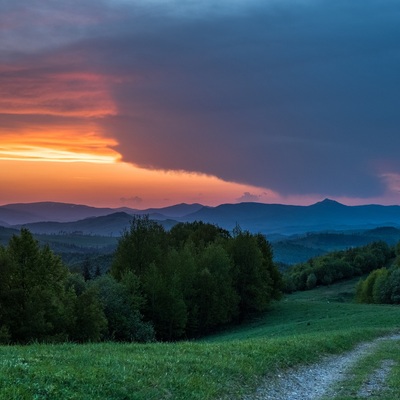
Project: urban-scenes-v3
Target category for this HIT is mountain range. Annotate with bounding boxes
[1,198,400,236]
[184,199,400,234]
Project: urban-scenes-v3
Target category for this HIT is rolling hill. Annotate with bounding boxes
[183,199,400,234]
[2,199,400,235]
[0,202,203,226]
[0,202,117,225]
[0,201,309,235]
[17,212,178,236]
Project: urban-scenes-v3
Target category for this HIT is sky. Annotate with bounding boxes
[1,0,400,208]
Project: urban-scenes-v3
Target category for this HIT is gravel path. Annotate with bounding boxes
[244,334,400,400]
[357,359,396,398]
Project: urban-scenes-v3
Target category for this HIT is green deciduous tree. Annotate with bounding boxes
[142,257,188,341]
[70,285,107,342]
[0,230,72,342]
[306,273,317,290]
[194,243,239,333]
[229,231,278,319]
[111,215,167,279]
[91,274,154,342]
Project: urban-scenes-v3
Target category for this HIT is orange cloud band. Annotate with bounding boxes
[0,132,120,164]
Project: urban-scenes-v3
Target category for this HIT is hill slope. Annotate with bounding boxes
[185,199,400,234]
[18,212,178,236]
[272,226,400,265]
[0,202,203,225]
[0,202,117,225]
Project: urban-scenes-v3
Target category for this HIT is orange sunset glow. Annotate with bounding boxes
[0,133,119,163]
[0,157,277,208]
[0,51,280,208]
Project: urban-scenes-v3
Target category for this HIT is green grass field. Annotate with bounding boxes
[1,279,399,399]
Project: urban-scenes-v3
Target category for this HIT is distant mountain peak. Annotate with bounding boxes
[312,198,345,207]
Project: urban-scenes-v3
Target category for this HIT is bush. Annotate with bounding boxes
[306,273,317,290]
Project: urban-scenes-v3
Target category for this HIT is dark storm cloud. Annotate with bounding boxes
[3,0,400,198]
[99,0,400,198]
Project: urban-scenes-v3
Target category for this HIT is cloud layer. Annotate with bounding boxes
[2,0,400,200]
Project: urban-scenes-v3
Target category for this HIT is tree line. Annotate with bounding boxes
[0,218,282,344]
[283,241,393,293]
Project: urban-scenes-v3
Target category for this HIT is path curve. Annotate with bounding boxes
[243,333,400,400]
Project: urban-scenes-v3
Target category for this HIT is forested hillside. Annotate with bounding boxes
[283,241,394,292]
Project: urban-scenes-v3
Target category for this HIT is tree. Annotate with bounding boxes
[229,231,279,318]
[90,274,154,342]
[82,257,92,281]
[306,273,317,290]
[194,243,239,333]
[111,215,167,280]
[255,233,282,301]
[372,268,390,303]
[386,268,400,304]
[142,259,188,341]
[0,246,12,343]
[1,230,72,342]
[169,221,230,249]
[70,286,107,342]
[356,272,377,304]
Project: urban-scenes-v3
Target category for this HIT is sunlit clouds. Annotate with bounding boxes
[0,144,118,164]
[0,49,120,163]
[0,129,120,164]
[0,62,117,117]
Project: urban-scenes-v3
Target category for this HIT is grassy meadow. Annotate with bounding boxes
[1,278,399,399]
